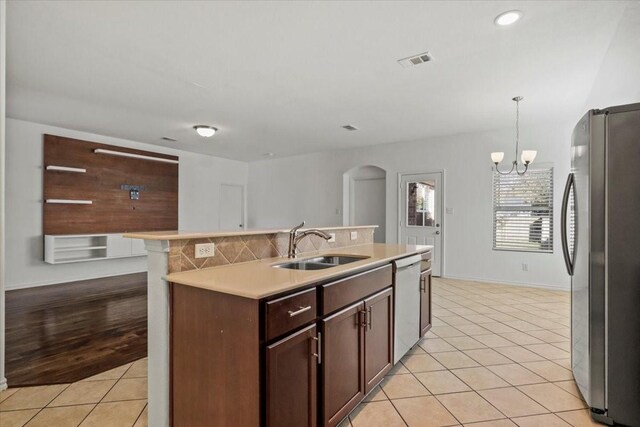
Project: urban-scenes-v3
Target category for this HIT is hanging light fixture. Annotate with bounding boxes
[491,96,537,176]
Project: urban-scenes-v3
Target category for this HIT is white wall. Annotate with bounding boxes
[248,123,572,290]
[582,1,640,114]
[5,118,247,289]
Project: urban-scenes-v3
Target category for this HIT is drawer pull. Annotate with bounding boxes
[288,305,312,317]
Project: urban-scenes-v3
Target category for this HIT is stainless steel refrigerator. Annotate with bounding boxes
[562,102,640,426]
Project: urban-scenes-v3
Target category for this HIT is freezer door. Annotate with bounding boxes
[570,110,606,412]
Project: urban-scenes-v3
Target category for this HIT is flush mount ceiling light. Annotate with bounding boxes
[494,10,523,26]
[193,125,218,138]
[491,96,537,176]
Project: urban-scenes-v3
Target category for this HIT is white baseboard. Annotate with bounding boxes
[5,269,148,291]
[440,274,569,292]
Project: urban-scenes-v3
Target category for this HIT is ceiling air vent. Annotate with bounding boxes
[342,125,358,131]
[397,51,433,68]
[161,136,177,142]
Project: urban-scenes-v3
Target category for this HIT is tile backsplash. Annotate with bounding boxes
[168,227,375,273]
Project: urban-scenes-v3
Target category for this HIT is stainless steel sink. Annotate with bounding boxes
[273,261,334,270]
[307,255,369,265]
[273,254,369,270]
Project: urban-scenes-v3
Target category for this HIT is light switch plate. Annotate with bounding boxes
[446,207,454,214]
[328,233,336,243]
[195,243,215,258]
[350,231,358,240]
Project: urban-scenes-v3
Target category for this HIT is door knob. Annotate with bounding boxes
[435,231,440,235]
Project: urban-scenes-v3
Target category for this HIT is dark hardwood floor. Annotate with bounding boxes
[5,273,147,386]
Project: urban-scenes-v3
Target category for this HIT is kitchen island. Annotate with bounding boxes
[126,226,431,427]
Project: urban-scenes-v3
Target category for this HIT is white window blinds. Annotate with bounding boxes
[493,168,553,252]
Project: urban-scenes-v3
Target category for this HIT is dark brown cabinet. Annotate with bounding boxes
[322,287,394,427]
[266,324,318,427]
[420,269,432,337]
[321,302,365,427]
[364,288,393,393]
[170,256,425,427]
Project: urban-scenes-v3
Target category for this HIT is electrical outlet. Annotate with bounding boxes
[446,207,454,214]
[522,263,528,272]
[350,231,358,240]
[328,233,336,243]
[195,243,215,258]
[335,208,341,215]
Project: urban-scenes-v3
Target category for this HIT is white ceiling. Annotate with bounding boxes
[7,1,630,161]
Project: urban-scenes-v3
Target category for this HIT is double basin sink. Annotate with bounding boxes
[273,255,369,270]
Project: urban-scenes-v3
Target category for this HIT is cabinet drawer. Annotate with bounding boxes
[321,264,392,315]
[265,288,317,341]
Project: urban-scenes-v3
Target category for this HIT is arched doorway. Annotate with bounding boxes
[343,165,386,243]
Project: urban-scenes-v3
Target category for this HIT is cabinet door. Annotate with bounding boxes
[321,301,365,427]
[266,324,318,427]
[364,287,394,393]
[420,270,432,337]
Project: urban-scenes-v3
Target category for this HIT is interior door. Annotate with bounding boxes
[399,172,443,276]
[219,184,244,231]
[352,178,386,243]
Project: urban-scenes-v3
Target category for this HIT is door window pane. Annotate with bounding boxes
[407,181,435,227]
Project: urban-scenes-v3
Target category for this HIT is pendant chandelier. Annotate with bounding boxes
[491,96,537,176]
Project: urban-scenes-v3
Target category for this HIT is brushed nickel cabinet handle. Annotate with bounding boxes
[367,307,372,330]
[311,336,319,361]
[288,305,311,317]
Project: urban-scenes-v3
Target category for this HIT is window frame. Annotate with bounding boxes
[492,166,554,254]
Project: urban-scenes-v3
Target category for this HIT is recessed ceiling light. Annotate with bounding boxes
[264,152,274,157]
[494,10,522,26]
[193,125,218,138]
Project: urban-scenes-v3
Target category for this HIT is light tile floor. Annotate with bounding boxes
[0,358,147,427]
[345,277,607,427]
[0,278,606,427]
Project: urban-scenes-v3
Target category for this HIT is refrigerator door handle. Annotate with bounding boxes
[561,173,575,275]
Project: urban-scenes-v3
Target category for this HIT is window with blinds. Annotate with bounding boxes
[493,168,553,252]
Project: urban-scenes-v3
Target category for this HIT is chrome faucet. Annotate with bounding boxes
[288,221,332,258]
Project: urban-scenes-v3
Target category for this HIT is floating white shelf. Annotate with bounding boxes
[46,199,93,205]
[94,148,179,164]
[46,165,87,173]
[54,246,108,252]
[44,234,147,264]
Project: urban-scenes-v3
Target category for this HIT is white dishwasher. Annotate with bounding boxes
[393,255,422,364]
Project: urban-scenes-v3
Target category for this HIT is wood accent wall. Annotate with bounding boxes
[43,134,178,234]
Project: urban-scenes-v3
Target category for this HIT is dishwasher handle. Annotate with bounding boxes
[396,262,420,271]
[393,254,422,270]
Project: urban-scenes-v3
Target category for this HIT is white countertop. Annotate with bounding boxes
[124,225,378,241]
[165,243,431,299]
